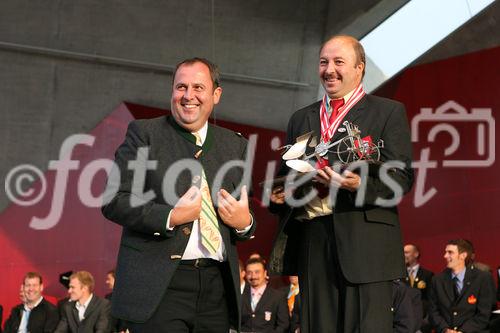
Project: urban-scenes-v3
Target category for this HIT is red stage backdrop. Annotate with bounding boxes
[376,46,500,274]
[1,46,499,323]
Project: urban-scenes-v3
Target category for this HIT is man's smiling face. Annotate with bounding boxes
[318,36,364,99]
[171,61,222,132]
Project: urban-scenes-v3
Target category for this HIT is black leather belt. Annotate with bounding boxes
[179,258,222,268]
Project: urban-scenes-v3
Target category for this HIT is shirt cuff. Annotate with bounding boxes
[166,210,174,231]
[235,215,253,234]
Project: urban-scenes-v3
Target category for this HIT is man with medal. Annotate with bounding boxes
[268,35,414,332]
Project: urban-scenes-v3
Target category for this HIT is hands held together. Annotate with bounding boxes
[169,185,251,230]
[270,166,361,204]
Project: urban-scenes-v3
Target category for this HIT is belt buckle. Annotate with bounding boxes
[194,258,200,268]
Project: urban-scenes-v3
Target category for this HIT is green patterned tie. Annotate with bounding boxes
[194,132,221,254]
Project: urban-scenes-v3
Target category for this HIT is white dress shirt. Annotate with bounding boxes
[166,122,252,261]
[75,294,93,321]
[18,296,43,333]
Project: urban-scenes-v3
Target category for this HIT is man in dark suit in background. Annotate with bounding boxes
[3,272,59,333]
[102,57,256,333]
[269,35,414,333]
[404,243,434,332]
[392,279,423,333]
[55,271,111,333]
[241,258,289,333]
[428,239,496,333]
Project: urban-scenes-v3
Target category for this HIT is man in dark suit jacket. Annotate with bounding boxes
[241,258,289,333]
[428,239,496,333]
[269,35,413,333]
[3,272,59,333]
[102,57,255,333]
[404,243,434,332]
[392,279,423,333]
[55,271,111,333]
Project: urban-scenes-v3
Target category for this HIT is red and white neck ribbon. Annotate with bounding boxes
[320,84,366,143]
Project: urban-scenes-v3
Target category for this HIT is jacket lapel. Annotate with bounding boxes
[242,285,252,313]
[71,303,80,325]
[255,285,271,312]
[306,103,321,140]
[82,296,98,322]
[329,95,367,144]
[458,267,475,302]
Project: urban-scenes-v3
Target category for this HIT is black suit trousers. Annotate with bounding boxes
[125,262,230,333]
[297,215,393,333]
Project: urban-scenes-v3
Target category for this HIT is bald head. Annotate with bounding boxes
[403,244,420,267]
[318,35,366,99]
[320,35,366,78]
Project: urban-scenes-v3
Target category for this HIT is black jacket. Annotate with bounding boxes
[54,295,111,333]
[3,298,59,333]
[101,116,256,329]
[241,284,289,333]
[428,266,496,333]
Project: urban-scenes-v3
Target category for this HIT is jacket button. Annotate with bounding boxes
[252,314,255,318]
[182,227,191,236]
[453,312,458,316]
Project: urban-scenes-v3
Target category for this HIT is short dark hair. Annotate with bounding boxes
[172,57,221,90]
[107,269,115,278]
[24,272,43,285]
[448,239,474,266]
[245,257,267,271]
[320,35,366,79]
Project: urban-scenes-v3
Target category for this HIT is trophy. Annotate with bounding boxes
[278,121,384,174]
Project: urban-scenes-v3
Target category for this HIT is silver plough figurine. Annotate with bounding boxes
[278,121,384,173]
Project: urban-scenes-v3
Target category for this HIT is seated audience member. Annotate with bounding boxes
[392,279,423,333]
[404,243,434,332]
[289,296,300,333]
[3,272,59,333]
[465,239,491,273]
[55,271,111,333]
[283,276,299,317]
[104,269,115,300]
[283,276,300,333]
[103,268,124,333]
[241,257,289,333]
[239,260,247,293]
[429,239,496,333]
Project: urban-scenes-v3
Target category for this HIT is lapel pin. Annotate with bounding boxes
[467,295,477,304]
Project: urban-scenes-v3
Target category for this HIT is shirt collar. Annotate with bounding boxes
[408,264,420,273]
[250,284,267,296]
[24,296,43,311]
[451,267,466,282]
[326,88,356,109]
[192,122,208,145]
[76,293,93,309]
